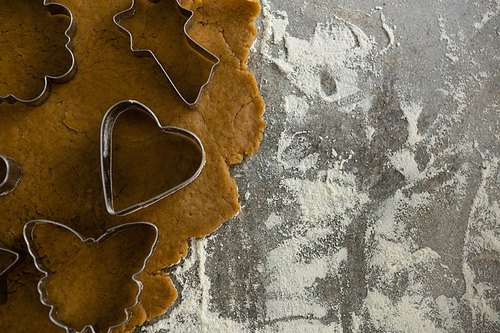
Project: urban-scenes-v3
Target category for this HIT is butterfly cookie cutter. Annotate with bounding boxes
[23,220,158,333]
[101,100,205,216]
[0,241,27,305]
[113,0,220,107]
[0,1,77,106]
[0,154,22,196]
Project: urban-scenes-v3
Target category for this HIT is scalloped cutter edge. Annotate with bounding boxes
[0,1,77,107]
[23,220,159,333]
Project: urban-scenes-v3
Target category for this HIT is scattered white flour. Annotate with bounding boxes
[264,212,283,229]
[400,102,424,146]
[270,319,343,333]
[142,238,247,333]
[438,16,461,62]
[145,0,500,331]
[266,232,336,319]
[473,0,500,29]
[370,238,441,280]
[462,262,500,324]
[283,94,309,124]
[474,11,497,29]
[261,0,377,104]
[373,7,396,54]
[390,149,425,182]
[364,291,446,333]
[265,228,348,323]
[461,157,500,325]
[366,125,375,141]
[482,229,500,254]
[282,168,369,223]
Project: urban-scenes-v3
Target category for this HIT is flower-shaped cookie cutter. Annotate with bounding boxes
[101,100,205,216]
[0,154,22,196]
[0,1,77,106]
[113,0,220,108]
[0,241,27,305]
[23,220,158,333]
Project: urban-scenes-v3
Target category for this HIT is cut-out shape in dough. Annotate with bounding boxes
[113,0,219,107]
[100,100,205,216]
[23,220,158,333]
[0,1,77,106]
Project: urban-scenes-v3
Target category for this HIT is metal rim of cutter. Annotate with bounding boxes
[113,0,220,108]
[0,155,22,196]
[0,243,25,278]
[0,241,27,305]
[100,100,206,216]
[0,1,77,107]
[23,220,159,333]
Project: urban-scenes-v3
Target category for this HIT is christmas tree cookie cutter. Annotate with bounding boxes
[113,0,220,107]
[0,1,77,106]
[100,100,205,216]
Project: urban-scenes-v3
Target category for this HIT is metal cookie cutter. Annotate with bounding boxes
[0,241,27,305]
[113,0,220,107]
[101,100,205,216]
[0,1,77,106]
[0,154,22,196]
[23,220,158,333]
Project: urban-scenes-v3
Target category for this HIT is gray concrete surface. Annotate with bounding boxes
[138,1,500,332]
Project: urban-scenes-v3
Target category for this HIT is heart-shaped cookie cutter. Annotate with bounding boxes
[0,241,27,305]
[0,1,77,106]
[113,0,220,108]
[101,100,205,216]
[0,154,22,196]
[23,220,159,333]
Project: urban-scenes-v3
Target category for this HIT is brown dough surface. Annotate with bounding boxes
[0,0,264,332]
[29,221,158,332]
